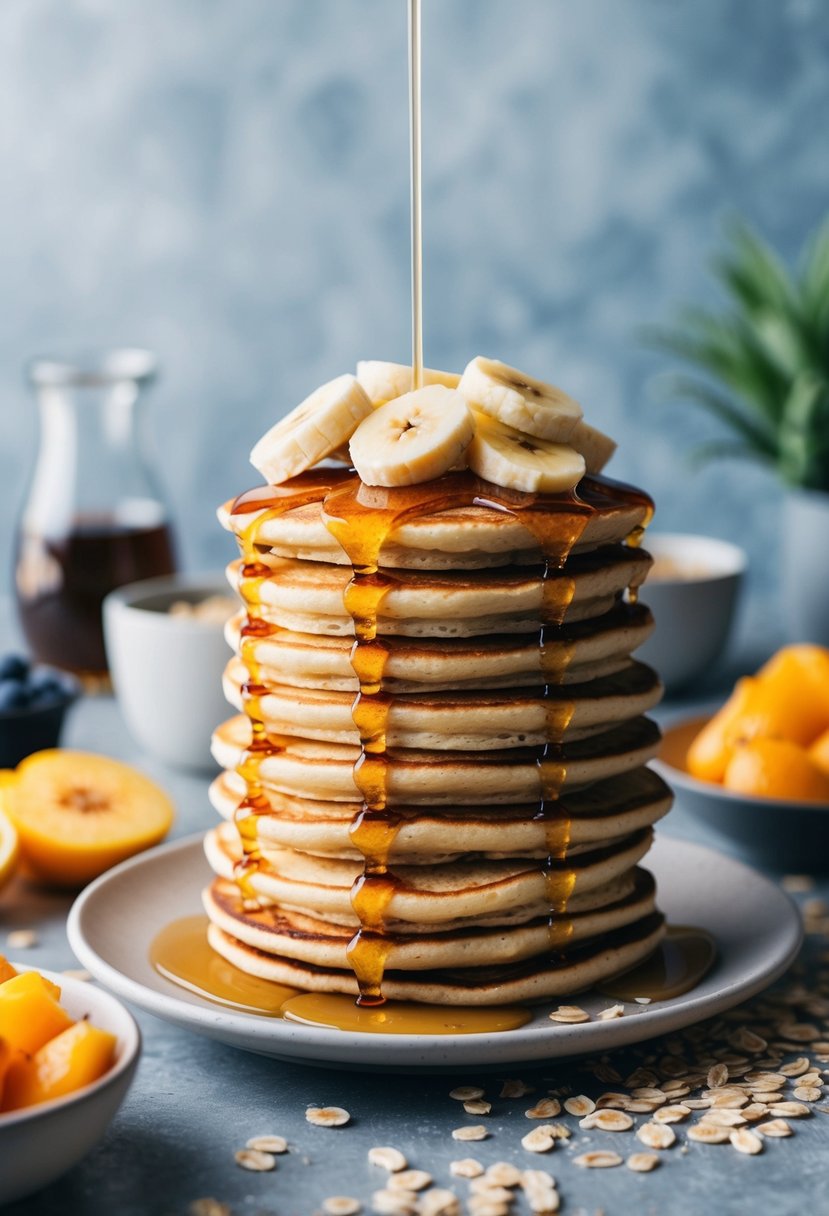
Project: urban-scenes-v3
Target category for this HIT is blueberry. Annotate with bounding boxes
[0,679,30,712]
[30,676,65,706]
[0,655,29,683]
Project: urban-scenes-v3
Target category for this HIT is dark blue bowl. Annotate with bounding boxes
[0,669,82,768]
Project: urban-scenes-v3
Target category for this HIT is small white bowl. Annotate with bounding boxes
[636,533,746,693]
[0,967,140,1204]
[103,573,234,771]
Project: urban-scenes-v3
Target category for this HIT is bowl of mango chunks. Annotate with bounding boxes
[654,645,829,871]
[0,956,140,1203]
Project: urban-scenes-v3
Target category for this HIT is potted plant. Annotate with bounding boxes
[649,218,829,643]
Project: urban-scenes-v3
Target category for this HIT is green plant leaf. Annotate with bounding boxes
[778,373,829,489]
[689,440,774,469]
[661,375,779,459]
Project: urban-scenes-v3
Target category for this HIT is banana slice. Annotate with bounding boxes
[349,386,474,487]
[568,419,617,474]
[459,355,582,441]
[356,360,461,406]
[250,374,373,484]
[467,411,585,493]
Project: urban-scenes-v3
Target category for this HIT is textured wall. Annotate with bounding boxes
[1,0,827,637]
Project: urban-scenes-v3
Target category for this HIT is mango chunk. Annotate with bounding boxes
[687,677,756,783]
[724,738,829,802]
[0,955,18,985]
[0,971,73,1054]
[2,1020,116,1112]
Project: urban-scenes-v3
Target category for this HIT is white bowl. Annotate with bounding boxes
[0,967,140,1204]
[103,573,234,771]
[636,533,746,693]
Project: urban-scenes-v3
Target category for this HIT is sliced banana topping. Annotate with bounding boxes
[250,374,373,485]
[459,355,582,441]
[568,419,617,474]
[357,360,461,406]
[349,386,474,487]
[467,411,585,494]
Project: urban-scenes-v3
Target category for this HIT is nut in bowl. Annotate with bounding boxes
[635,533,746,694]
[655,645,829,870]
[0,963,140,1204]
[103,574,236,771]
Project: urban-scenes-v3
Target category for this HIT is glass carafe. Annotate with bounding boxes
[14,349,178,685]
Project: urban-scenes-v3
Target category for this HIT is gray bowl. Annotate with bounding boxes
[654,714,829,872]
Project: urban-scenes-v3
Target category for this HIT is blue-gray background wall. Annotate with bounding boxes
[1,0,827,639]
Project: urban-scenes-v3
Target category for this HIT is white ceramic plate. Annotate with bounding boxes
[67,833,802,1070]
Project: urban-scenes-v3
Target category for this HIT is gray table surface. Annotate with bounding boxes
[1,634,827,1216]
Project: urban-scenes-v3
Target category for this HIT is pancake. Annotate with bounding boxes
[219,474,651,570]
[205,903,666,1004]
[211,713,662,803]
[223,599,655,690]
[206,821,654,928]
[207,766,673,861]
[222,657,662,748]
[225,546,652,637]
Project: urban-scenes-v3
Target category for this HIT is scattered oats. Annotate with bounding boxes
[591,1061,624,1084]
[389,1170,433,1193]
[741,1103,770,1122]
[636,1122,675,1149]
[709,1091,749,1108]
[548,1004,590,1024]
[521,1169,556,1191]
[466,1202,508,1216]
[573,1150,623,1168]
[654,1104,691,1124]
[626,1067,659,1087]
[631,1086,666,1101]
[580,1109,633,1132]
[449,1086,485,1101]
[546,1122,571,1140]
[627,1152,660,1172]
[416,1190,460,1216]
[464,1099,492,1116]
[730,1128,763,1155]
[449,1159,483,1179]
[699,1110,747,1128]
[322,1199,361,1216]
[500,1079,534,1098]
[798,1071,822,1086]
[246,1135,287,1154]
[777,1023,821,1043]
[521,1126,556,1153]
[484,1163,522,1188]
[372,1190,416,1216]
[452,1125,488,1141]
[633,996,652,1005]
[306,1106,351,1128]
[793,1085,822,1101]
[525,1189,560,1214]
[525,1098,561,1119]
[369,1147,408,1173]
[757,1119,792,1138]
[6,929,37,950]
[189,1201,231,1216]
[597,1004,625,1021]
[469,1182,513,1202]
[563,1095,595,1117]
[707,1063,729,1088]
[61,968,91,981]
[743,1071,786,1084]
[782,874,814,893]
[687,1124,731,1144]
[663,1081,692,1097]
[683,1099,713,1110]
[626,1099,662,1113]
[768,1101,811,1117]
[596,1092,631,1110]
[728,1027,767,1053]
[234,1149,275,1172]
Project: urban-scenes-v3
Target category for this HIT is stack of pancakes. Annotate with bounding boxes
[205,469,672,1005]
